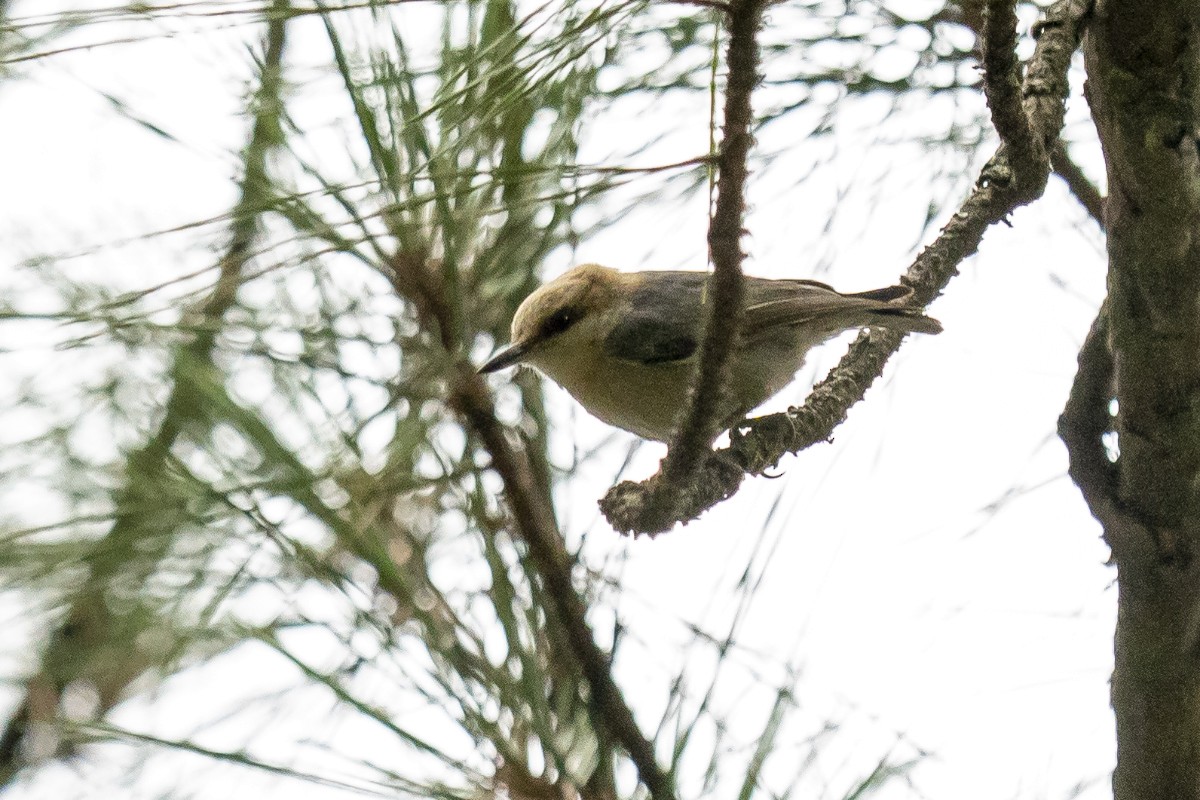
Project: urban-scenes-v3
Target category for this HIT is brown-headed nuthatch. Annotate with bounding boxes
[479,264,940,441]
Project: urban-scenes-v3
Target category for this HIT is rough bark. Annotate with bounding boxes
[1082,3,1200,797]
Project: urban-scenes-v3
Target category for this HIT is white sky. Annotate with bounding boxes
[0,2,1115,799]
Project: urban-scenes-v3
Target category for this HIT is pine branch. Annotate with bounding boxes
[0,4,291,783]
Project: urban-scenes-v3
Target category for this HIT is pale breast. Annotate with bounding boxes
[530,344,695,440]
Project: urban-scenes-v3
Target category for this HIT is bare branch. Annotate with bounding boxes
[601,0,1093,535]
[981,0,1041,187]
[1051,140,1106,228]
[631,0,766,532]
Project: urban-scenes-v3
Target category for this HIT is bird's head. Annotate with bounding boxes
[478,264,625,374]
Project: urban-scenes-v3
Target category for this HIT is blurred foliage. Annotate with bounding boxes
[0,0,1049,797]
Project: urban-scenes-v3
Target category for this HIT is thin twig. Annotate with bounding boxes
[1051,140,1105,228]
[600,0,1094,534]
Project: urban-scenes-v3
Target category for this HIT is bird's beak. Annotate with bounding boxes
[478,340,532,374]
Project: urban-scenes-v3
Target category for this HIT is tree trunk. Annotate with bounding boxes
[1083,3,1200,797]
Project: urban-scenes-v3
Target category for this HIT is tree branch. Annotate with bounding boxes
[630,0,765,532]
[1050,140,1106,229]
[600,0,1093,535]
[981,0,1041,189]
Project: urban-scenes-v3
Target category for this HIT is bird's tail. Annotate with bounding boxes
[849,285,942,335]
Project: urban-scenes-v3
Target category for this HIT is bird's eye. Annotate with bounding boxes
[540,307,578,338]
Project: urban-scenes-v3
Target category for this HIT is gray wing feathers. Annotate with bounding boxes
[604,317,698,364]
[603,272,705,365]
[602,273,936,365]
[743,279,937,338]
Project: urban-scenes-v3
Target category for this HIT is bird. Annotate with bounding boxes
[478,263,941,441]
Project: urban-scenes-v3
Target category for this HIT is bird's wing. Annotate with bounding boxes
[741,279,913,340]
[602,272,704,365]
[602,274,921,364]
